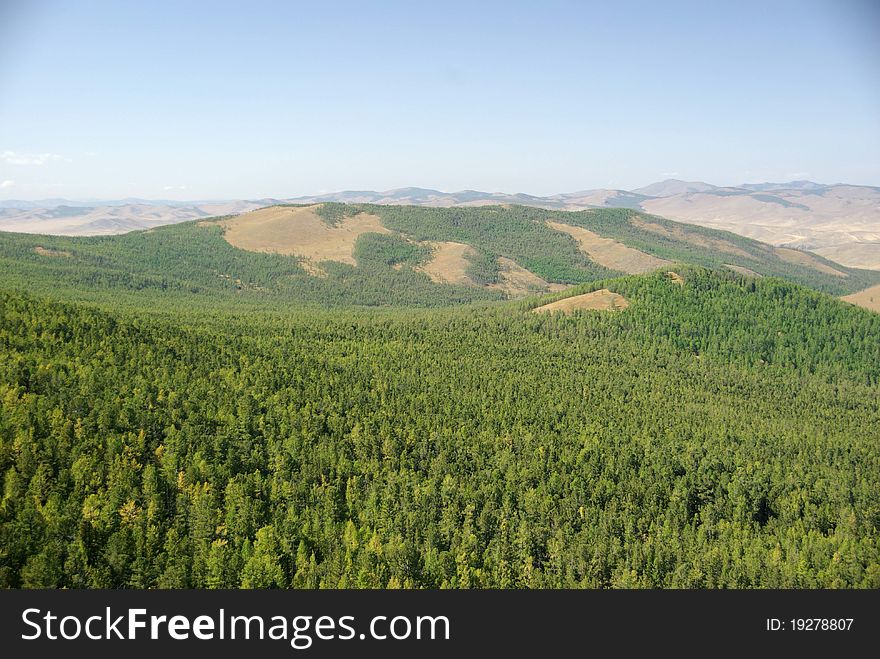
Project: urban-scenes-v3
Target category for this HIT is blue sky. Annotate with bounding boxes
[0,0,878,200]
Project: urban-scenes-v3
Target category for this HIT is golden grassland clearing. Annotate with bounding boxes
[632,218,755,260]
[416,241,477,285]
[532,288,630,314]
[547,220,671,274]
[489,257,570,298]
[773,247,848,278]
[219,205,391,270]
[841,284,880,313]
[725,264,763,278]
[34,246,71,257]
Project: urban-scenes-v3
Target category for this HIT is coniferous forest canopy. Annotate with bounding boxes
[1,204,879,588]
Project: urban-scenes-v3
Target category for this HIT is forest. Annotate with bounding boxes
[1,263,878,588]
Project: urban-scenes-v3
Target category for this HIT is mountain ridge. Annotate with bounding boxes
[3,202,878,314]
[2,180,878,271]
[10,178,879,210]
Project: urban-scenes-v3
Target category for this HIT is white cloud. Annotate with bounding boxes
[1,180,14,189]
[163,185,188,191]
[1,150,65,165]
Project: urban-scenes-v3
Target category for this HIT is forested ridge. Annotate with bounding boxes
[1,204,877,311]
[2,268,878,588]
[359,203,880,294]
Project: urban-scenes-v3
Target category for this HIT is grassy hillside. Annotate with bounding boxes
[1,204,877,313]
[1,268,879,588]
[0,220,500,309]
[366,203,878,294]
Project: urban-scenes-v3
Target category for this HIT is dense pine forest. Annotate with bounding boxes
[1,257,879,588]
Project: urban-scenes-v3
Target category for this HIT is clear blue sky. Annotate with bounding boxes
[1,0,878,200]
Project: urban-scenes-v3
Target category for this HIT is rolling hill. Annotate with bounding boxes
[631,180,721,197]
[636,181,880,270]
[261,181,880,273]
[3,180,877,275]
[1,203,878,312]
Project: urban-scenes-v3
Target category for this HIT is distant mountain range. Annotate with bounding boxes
[0,200,267,236]
[2,179,878,269]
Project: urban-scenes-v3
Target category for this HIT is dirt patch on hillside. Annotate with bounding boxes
[725,264,763,278]
[547,220,671,274]
[417,241,477,285]
[666,271,685,285]
[221,205,390,269]
[632,218,756,260]
[34,246,71,257]
[489,257,570,298]
[773,247,848,278]
[841,284,880,313]
[532,289,630,314]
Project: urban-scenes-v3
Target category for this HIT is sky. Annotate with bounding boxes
[0,0,878,200]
